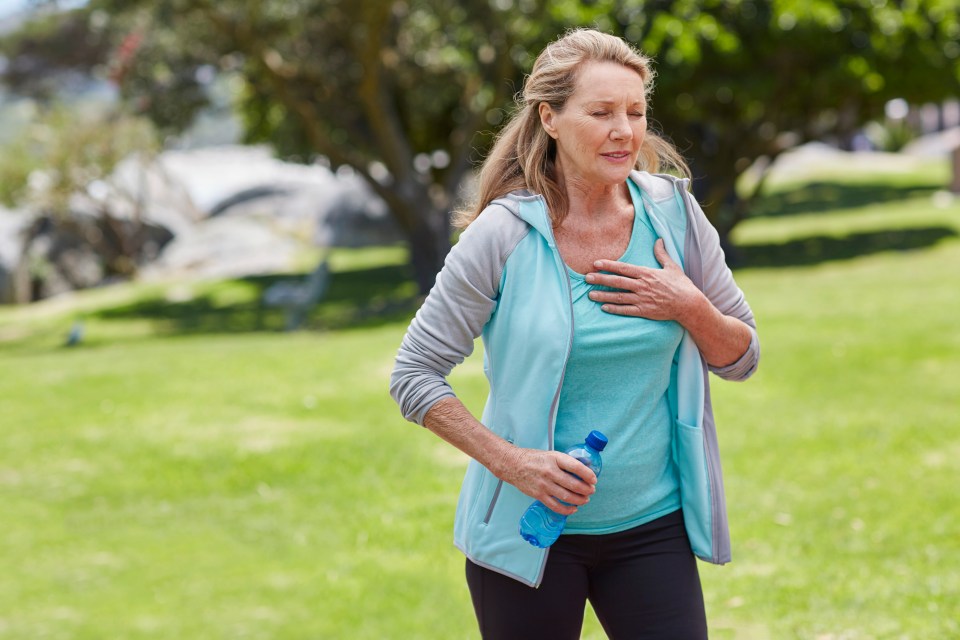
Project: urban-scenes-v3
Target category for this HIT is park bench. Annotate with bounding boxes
[261,254,330,330]
[952,144,960,193]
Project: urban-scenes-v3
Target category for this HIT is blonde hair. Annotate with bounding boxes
[454,28,689,229]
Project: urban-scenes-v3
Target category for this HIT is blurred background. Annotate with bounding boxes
[0,1,957,638]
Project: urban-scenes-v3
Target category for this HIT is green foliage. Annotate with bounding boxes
[72,0,580,290]
[3,0,958,284]
[0,104,162,294]
[863,119,918,153]
[602,0,960,234]
[0,104,159,214]
[0,133,42,208]
[107,25,214,134]
[0,8,113,100]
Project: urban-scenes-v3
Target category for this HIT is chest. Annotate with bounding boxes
[554,208,636,275]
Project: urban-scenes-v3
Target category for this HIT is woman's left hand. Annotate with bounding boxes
[585,238,702,322]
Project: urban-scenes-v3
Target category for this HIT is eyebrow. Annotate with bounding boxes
[584,99,647,108]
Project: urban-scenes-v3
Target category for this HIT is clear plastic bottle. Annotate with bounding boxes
[518,430,608,548]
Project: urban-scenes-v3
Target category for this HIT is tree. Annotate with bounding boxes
[544,0,960,242]
[604,0,960,245]
[3,0,958,283]
[12,0,568,294]
[0,104,165,301]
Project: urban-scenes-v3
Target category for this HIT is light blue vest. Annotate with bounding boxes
[453,174,713,587]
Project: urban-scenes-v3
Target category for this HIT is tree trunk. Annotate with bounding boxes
[96,209,142,278]
[369,174,453,297]
[12,216,47,304]
[689,163,743,263]
[401,203,451,296]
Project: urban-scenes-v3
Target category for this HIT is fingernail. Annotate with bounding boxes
[585,274,594,283]
[594,260,603,268]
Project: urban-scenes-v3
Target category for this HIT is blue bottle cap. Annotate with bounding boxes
[586,430,608,451]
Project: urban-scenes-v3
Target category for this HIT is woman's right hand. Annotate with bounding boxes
[420,399,597,515]
[497,447,597,516]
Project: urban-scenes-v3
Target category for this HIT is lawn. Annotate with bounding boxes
[1,156,958,638]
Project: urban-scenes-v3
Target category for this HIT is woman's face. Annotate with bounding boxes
[539,61,647,189]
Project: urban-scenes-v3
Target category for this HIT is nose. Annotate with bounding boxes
[610,114,632,140]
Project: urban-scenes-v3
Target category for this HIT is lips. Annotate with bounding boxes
[601,151,631,160]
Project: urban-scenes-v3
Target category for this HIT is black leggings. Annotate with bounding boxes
[465,510,707,639]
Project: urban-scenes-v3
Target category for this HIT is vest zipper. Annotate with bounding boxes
[481,437,514,525]
[533,197,577,587]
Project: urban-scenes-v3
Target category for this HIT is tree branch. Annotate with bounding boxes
[444,31,516,197]
[350,0,416,183]
[191,4,362,167]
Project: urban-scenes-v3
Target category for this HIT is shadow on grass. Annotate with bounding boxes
[748,181,942,218]
[92,263,421,334]
[85,178,956,335]
[735,226,958,269]
[92,226,957,336]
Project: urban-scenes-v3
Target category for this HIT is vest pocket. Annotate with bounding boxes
[674,419,713,559]
[481,478,505,525]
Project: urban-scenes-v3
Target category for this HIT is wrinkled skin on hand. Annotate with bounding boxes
[585,238,701,321]
[499,447,597,515]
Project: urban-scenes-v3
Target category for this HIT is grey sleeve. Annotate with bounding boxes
[687,194,760,381]
[389,205,528,424]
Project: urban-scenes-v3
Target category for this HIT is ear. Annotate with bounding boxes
[539,102,559,139]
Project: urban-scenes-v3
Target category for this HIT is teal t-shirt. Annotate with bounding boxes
[556,178,683,534]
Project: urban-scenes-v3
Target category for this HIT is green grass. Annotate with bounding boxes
[1,161,959,638]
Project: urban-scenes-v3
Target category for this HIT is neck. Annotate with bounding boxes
[561,174,631,221]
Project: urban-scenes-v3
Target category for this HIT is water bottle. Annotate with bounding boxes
[519,430,608,548]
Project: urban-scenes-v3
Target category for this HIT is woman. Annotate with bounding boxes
[391,28,759,639]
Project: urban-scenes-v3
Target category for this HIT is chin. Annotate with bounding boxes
[598,168,634,185]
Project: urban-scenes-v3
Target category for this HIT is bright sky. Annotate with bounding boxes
[0,0,24,17]
[0,0,87,19]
